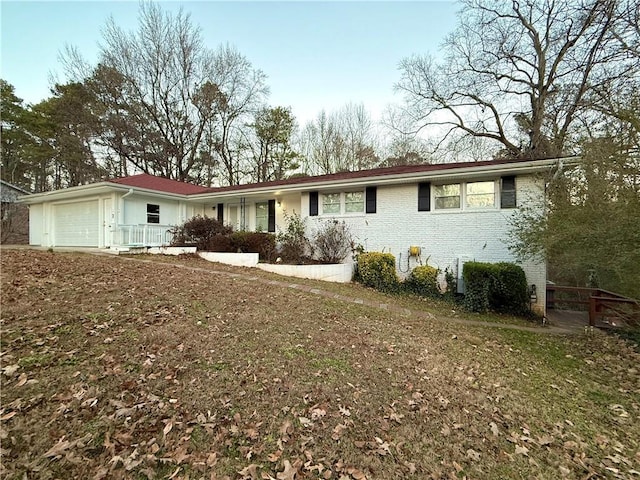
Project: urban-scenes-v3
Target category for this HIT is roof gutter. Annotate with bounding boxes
[188,157,575,201]
[18,182,192,204]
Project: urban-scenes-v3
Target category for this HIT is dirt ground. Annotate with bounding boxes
[1,249,639,479]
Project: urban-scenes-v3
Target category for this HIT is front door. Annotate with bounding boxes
[229,205,239,231]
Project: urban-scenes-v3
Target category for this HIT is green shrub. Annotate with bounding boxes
[462,261,528,314]
[357,252,399,292]
[277,212,312,264]
[207,234,235,253]
[463,263,492,313]
[231,231,276,261]
[491,262,529,314]
[443,266,458,299]
[405,265,440,297]
[171,215,232,250]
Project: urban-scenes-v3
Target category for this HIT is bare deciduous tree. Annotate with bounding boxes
[209,44,269,185]
[298,103,380,175]
[396,0,638,160]
[63,4,268,185]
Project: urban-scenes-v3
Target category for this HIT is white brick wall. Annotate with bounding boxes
[303,174,547,314]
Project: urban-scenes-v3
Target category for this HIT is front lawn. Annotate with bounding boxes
[1,250,638,479]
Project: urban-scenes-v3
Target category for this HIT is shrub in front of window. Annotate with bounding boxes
[207,234,235,253]
[356,252,399,292]
[171,215,232,250]
[405,265,440,297]
[313,220,353,264]
[462,261,528,315]
[277,211,312,264]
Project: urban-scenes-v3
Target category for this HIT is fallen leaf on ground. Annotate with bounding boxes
[466,449,480,461]
[277,460,297,480]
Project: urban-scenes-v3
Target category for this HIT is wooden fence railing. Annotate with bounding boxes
[547,285,640,328]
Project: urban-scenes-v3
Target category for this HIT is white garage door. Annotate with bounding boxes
[53,201,99,246]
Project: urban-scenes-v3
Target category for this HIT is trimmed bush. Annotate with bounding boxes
[463,261,529,314]
[463,263,491,313]
[357,252,399,292]
[490,262,529,314]
[171,215,232,250]
[207,234,235,253]
[231,231,276,261]
[313,220,353,264]
[405,265,440,297]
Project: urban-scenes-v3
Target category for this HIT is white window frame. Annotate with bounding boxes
[433,184,461,210]
[321,193,341,214]
[465,181,497,209]
[255,202,268,231]
[320,191,365,215]
[344,191,364,213]
[147,203,160,223]
[432,180,499,211]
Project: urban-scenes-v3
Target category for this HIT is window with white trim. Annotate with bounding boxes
[322,193,341,214]
[344,191,364,213]
[434,184,461,209]
[147,204,160,223]
[465,181,496,208]
[321,191,365,215]
[255,202,268,231]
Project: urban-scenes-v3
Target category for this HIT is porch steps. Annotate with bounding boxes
[108,246,149,254]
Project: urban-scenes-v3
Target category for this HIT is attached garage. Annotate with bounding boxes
[53,201,99,247]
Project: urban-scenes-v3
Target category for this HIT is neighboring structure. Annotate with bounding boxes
[20,158,572,313]
[1,180,30,244]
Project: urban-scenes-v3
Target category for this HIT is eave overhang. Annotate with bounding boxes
[18,182,194,204]
[186,157,575,203]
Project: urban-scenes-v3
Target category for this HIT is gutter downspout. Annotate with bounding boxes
[118,189,134,246]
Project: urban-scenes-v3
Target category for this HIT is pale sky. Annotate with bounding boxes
[1,1,458,125]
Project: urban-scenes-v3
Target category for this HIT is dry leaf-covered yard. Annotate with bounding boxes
[1,249,639,479]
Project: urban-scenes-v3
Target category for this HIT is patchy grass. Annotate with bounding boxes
[131,253,539,327]
[1,249,639,480]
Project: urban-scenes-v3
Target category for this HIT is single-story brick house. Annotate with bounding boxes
[20,158,573,313]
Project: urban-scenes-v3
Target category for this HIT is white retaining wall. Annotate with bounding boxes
[257,262,354,283]
[198,251,259,267]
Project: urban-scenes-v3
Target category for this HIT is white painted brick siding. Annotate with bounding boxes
[303,174,547,314]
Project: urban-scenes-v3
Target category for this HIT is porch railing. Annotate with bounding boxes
[116,224,175,247]
[546,285,639,328]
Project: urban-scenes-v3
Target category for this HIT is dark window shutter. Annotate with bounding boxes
[267,199,276,232]
[217,203,224,223]
[418,182,431,211]
[365,186,377,214]
[309,191,319,216]
[501,176,516,208]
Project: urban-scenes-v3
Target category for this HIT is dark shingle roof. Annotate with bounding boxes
[110,158,559,196]
[205,159,532,194]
